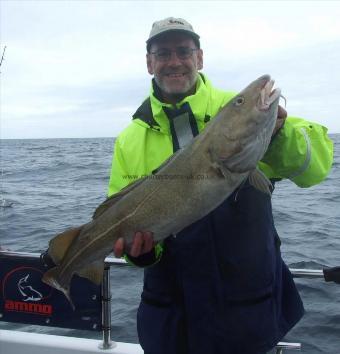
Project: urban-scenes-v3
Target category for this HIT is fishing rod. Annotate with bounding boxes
[0,45,12,208]
[0,46,7,70]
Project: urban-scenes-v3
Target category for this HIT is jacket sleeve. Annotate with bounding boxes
[260,116,334,187]
[107,136,132,197]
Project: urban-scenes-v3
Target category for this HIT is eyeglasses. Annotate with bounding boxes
[150,47,199,62]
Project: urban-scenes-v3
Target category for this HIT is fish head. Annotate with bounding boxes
[218,74,281,172]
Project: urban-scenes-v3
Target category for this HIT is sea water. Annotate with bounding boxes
[0,135,339,353]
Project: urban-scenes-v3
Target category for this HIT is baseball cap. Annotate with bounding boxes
[146,17,200,51]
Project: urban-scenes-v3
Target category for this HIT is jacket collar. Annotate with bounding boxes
[148,73,211,134]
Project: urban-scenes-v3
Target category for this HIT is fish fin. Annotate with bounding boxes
[42,266,75,310]
[209,145,254,174]
[48,227,82,265]
[214,142,259,173]
[248,168,273,195]
[211,162,230,179]
[76,261,105,285]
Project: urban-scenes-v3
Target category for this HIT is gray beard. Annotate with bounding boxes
[153,75,198,103]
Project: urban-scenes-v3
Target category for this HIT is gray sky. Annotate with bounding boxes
[1,0,340,139]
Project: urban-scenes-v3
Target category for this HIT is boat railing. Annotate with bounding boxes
[1,250,340,353]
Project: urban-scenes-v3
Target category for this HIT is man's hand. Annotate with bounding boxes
[272,105,287,137]
[113,231,154,258]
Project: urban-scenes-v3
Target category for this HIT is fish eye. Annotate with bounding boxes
[234,96,245,106]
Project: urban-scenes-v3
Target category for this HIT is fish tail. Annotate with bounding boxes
[42,266,75,310]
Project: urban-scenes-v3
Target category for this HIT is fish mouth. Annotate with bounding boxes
[258,78,281,111]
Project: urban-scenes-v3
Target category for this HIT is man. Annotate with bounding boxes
[109,17,333,354]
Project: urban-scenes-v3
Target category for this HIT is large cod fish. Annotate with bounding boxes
[42,75,281,305]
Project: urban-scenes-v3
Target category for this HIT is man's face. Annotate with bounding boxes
[146,33,203,103]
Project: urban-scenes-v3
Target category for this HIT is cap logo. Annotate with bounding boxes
[169,19,184,25]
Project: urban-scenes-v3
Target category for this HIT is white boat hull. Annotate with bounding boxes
[0,330,143,354]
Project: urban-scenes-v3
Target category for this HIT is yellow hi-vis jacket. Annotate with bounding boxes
[108,73,333,266]
[108,73,333,197]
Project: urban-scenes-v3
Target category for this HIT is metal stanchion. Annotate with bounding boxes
[275,342,301,353]
[99,265,116,350]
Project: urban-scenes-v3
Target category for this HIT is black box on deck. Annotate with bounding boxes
[0,251,102,331]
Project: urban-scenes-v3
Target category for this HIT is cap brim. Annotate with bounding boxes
[146,29,200,44]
